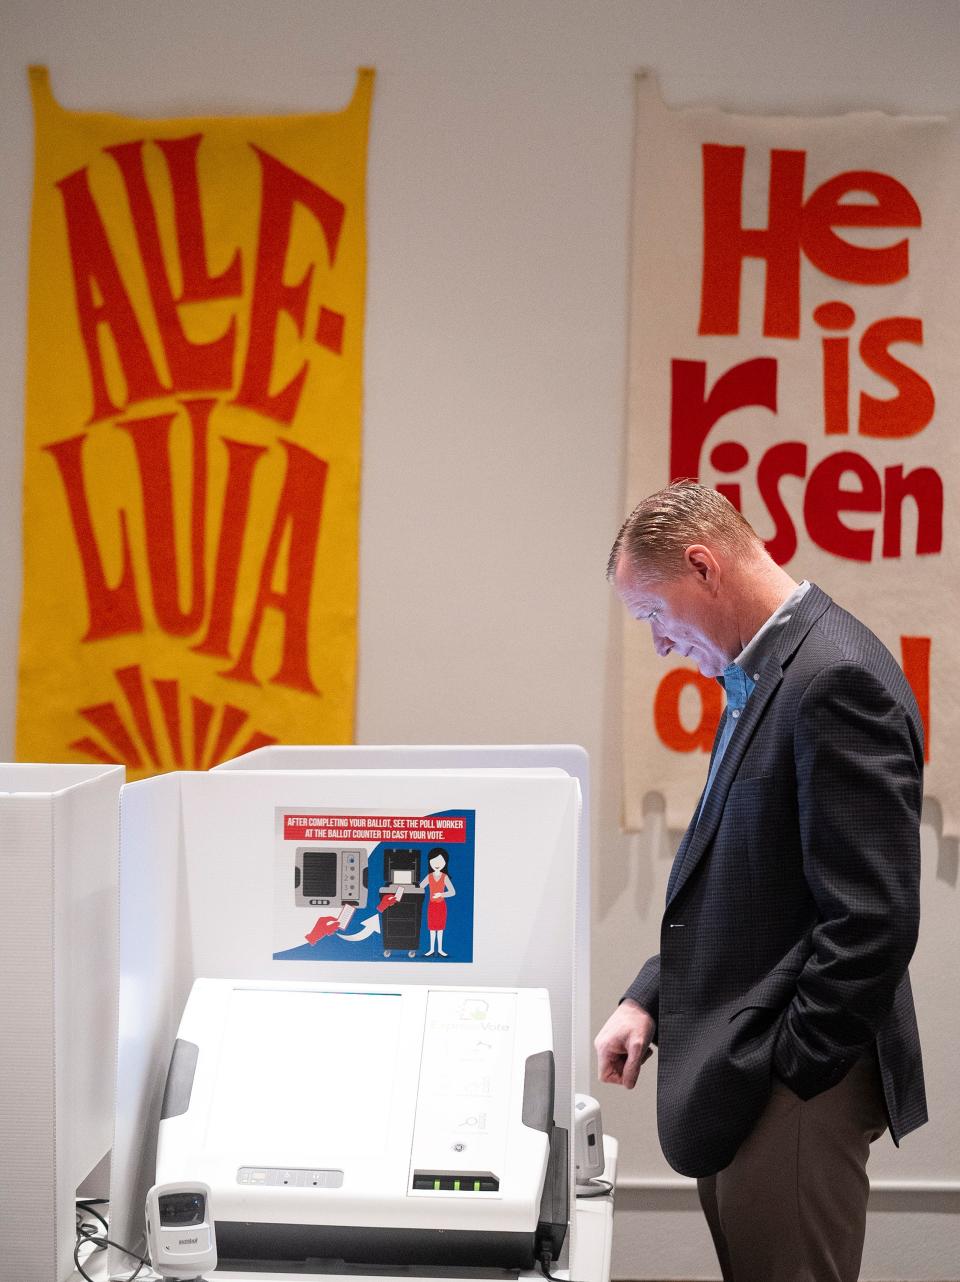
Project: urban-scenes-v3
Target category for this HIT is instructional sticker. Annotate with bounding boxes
[273,807,475,963]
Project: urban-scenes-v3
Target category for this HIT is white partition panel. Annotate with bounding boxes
[110,764,579,1278]
[0,763,123,1282]
[108,771,186,1280]
[214,744,591,1087]
[180,769,578,1100]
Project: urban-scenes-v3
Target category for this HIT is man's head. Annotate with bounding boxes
[609,481,782,678]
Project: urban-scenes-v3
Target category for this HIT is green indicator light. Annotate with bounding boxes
[473,1180,481,1191]
[454,1179,461,1191]
[434,1179,440,1191]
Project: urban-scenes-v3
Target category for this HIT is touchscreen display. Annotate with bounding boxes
[211,989,403,1160]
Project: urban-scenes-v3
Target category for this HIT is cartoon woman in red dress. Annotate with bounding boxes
[420,847,455,957]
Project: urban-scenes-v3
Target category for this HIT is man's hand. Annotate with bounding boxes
[594,999,656,1088]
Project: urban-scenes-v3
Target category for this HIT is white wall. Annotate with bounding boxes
[1,2,958,1278]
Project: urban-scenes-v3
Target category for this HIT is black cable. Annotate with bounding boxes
[75,1231,150,1281]
[75,1220,110,1282]
[538,1243,587,1282]
[535,1173,614,1282]
[74,1204,152,1282]
[77,1199,109,1233]
[538,1249,559,1282]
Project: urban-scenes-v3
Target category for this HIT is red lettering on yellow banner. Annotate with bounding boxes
[116,400,211,636]
[57,135,345,426]
[234,147,345,424]
[44,136,352,700]
[20,67,374,775]
[105,140,239,394]
[192,438,270,661]
[43,432,143,640]
[220,440,328,693]
[57,166,170,422]
[153,135,243,304]
[45,400,330,694]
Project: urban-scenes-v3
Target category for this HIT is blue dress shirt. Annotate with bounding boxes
[696,581,811,821]
[697,664,755,820]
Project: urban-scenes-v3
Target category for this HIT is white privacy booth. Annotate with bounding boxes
[107,748,603,1282]
[213,744,592,1087]
[0,763,124,1282]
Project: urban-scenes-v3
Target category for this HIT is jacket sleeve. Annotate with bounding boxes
[622,954,661,1042]
[774,661,923,1098]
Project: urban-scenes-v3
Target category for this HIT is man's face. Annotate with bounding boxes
[614,551,732,679]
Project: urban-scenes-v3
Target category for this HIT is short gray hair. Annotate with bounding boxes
[607,480,762,582]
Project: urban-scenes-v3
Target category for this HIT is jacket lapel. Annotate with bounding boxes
[664,583,833,909]
[666,711,726,900]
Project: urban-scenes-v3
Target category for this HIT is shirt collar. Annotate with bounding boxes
[718,661,754,708]
[735,580,811,683]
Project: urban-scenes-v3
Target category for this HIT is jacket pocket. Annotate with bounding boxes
[734,772,774,786]
[729,967,801,1020]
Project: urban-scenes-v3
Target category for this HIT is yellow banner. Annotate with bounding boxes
[18,67,373,776]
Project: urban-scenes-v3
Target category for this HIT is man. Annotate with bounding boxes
[595,481,926,1282]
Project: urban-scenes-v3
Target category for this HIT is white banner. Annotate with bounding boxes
[625,74,958,834]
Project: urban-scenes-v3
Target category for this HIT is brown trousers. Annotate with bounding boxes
[697,1055,888,1282]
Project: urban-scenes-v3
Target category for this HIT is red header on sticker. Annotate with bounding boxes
[284,814,468,843]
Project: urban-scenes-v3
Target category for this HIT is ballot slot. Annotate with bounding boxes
[411,1171,500,1192]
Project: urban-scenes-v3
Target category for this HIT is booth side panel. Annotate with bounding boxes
[54,777,121,1260]
[0,794,59,1282]
[108,772,185,1279]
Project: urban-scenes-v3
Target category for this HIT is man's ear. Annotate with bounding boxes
[684,544,720,588]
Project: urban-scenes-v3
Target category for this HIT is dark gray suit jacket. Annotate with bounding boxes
[625,584,927,1178]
